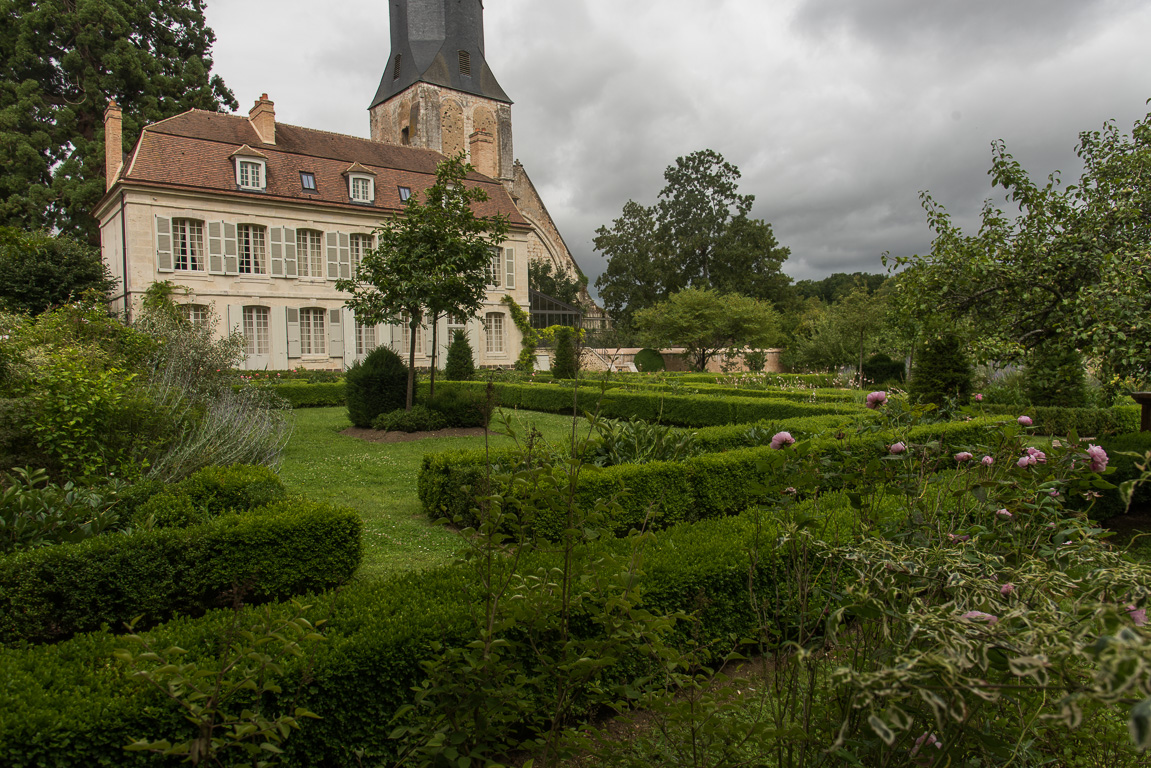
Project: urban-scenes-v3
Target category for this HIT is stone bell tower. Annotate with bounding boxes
[369,0,514,183]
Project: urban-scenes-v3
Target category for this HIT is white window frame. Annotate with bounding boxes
[297,229,324,278]
[243,306,270,355]
[350,233,372,277]
[183,304,209,327]
[486,248,501,288]
[485,312,504,354]
[236,158,267,190]
[172,218,206,271]
[356,322,378,356]
[349,174,375,203]
[237,224,267,275]
[299,307,327,356]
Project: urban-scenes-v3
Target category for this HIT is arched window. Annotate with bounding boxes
[297,229,324,277]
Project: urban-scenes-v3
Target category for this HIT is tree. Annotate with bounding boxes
[909,331,973,406]
[0,228,115,314]
[0,0,237,244]
[528,259,585,307]
[444,329,476,381]
[794,272,887,303]
[634,287,782,372]
[550,326,578,380]
[785,286,891,377]
[593,150,791,325]
[891,104,1151,387]
[337,155,509,409]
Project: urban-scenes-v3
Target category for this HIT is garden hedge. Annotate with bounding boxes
[0,499,362,645]
[426,380,854,428]
[1082,431,1151,520]
[420,417,1003,538]
[0,501,856,767]
[980,404,1139,437]
[266,381,346,408]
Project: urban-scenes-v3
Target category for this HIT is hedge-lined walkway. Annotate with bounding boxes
[277,407,587,580]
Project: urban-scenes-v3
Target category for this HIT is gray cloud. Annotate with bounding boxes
[204,0,1151,297]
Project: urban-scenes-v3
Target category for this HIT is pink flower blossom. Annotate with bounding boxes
[1000,583,1015,595]
[1087,444,1109,473]
[996,509,1013,519]
[1128,604,1147,626]
[865,390,888,409]
[1017,415,1033,426]
[981,455,994,466]
[1026,447,1047,463]
[947,533,971,542]
[954,451,974,462]
[770,431,795,450]
[910,732,942,761]
[974,393,983,402]
[961,610,999,624]
[889,442,906,454]
[1049,490,1060,498]
[1017,456,1032,469]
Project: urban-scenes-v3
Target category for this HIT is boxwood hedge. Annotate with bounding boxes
[0,498,362,645]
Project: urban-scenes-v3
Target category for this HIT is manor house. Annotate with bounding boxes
[96,0,589,370]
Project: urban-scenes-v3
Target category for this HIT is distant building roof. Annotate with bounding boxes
[111,109,526,224]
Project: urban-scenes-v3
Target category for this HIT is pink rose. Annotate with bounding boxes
[889,442,906,454]
[1128,604,1147,627]
[865,391,887,409]
[981,455,994,466]
[996,509,1013,518]
[1000,583,1015,595]
[1086,444,1109,473]
[770,431,795,450]
[954,451,974,462]
[1026,447,1047,463]
[1017,456,1032,469]
[1017,415,1033,426]
[974,393,983,402]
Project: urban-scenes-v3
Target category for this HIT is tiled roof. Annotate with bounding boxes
[117,109,526,224]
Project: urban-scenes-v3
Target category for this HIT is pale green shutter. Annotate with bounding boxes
[284,228,297,277]
[504,248,515,288]
[155,216,173,272]
[207,222,225,274]
[270,227,284,277]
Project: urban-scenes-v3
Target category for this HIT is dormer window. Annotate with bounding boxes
[300,172,317,192]
[350,175,374,203]
[231,145,269,191]
[398,186,412,202]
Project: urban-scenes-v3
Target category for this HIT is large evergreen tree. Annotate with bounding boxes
[0,0,237,244]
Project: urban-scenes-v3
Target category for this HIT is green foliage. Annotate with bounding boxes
[427,387,489,428]
[0,467,124,555]
[337,154,510,408]
[527,258,585,306]
[372,405,447,433]
[1025,340,1090,407]
[265,380,346,408]
[501,294,537,371]
[634,347,665,373]
[345,346,408,429]
[443,329,475,381]
[0,228,115,313]
[862,352,906,385]
[786,286,892,376]
[590,416,701,467]
[551,326,578,379]
[0,0,237,243]
[635,287,782,371]
[0,496,361,644]
[891,102,1151,385]
[1084,431,1151,519]
[978,404,1139,437]
[909,331,973,405]
[593,150,792,325]
[794,271,888,303]
[117,600,324,767]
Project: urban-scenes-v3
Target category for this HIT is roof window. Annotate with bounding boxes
[300,172,317,192]
[398,186,412,202]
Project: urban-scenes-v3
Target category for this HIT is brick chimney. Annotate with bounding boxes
[104,100,122,190]
[249,94,276,144]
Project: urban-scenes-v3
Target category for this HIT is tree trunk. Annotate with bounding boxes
[407,314,419,410]
[429,312,439,401]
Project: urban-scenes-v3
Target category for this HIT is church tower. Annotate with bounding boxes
[370,0,514,183]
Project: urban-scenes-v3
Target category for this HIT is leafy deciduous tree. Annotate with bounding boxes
[527,259,585,308]
[0,0,237,244]
[0,227,115,314]
[337,155,509,409]
[634,287,782,372]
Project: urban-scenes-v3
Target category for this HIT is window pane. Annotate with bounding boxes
[297,229,323,277]
[243,306,270,355]
[173,219,205,271]
[239,225,266,274]
[300,308,326,355]
[485,313,503,354]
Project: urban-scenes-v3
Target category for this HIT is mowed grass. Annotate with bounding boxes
[278,406,592,581]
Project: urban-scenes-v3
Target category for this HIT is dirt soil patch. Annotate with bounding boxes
[340,426,488,443]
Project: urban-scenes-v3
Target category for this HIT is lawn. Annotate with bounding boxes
[277,406,593,581]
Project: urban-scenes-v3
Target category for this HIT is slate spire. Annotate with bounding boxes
[371,0,511,108]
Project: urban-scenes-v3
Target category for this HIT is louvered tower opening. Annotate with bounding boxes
[393,54,402,80]
[458,50,471,76]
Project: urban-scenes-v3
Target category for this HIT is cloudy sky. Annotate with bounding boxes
[203,0,1151,296]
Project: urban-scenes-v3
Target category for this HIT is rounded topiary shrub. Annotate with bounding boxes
[862,352,906,386]
[635,348,665,373]
[909,333,973,405]
[444,329,475,381]
[346,346,409,428]
[372,405,446,433]
[429,387,489,428]
[1024,342,1089,408]
[551,327,578,379]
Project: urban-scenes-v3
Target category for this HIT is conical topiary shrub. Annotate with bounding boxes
[1024,341,1088,408]
[444,329,475,381]
[909,333,972,406]
[345,346,409,428]
[551,327,578,379]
